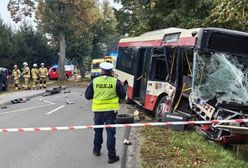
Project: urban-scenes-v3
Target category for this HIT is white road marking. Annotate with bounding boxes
[46,105,65,115]
[42,99,55,105]
[0,104,52,115]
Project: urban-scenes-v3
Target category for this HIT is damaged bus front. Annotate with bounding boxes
[189,28,248,144]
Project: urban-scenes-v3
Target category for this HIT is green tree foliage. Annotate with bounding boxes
[66,31,94,77]
[35,0,99,80]
[207,0,248,31]
[0,19,15,68]
[115,0,215,36]
[14,23,57,66]
[92,0,119,58]
[0,19,57,69]
[8,0,99,80]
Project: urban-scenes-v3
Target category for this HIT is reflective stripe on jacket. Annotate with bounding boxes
[23,67,30,78]
[92,76,119,112]
[12,69,21,80]
[31,68,39,79]
[39,68,48,78]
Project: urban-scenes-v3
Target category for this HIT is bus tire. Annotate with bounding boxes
[116,114,134,124]
[155,96,168,122]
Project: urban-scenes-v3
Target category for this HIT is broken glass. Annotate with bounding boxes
[192,51,248,105]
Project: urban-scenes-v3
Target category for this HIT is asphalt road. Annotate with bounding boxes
[0,87,129,168]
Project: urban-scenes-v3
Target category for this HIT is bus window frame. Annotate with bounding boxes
[149,47,169,82]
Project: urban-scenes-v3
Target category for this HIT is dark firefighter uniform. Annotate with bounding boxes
[85,62,125,164]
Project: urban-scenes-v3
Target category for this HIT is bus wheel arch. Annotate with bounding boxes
[154,93,169,122]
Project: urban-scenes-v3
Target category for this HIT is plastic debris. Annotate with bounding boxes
[43,86,62,96]
[1,106,7,109]
[123,138,132,145]
[11,97,29,104]
[66,99,75,105]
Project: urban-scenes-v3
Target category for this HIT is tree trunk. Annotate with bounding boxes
[78,58,85,79]
[58,31,66,80]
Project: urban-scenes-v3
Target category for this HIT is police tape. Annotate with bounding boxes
[0,119,247,133]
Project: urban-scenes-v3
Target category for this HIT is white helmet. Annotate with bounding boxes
[41,63,45,66]
[23,62,28,66]
[33,63,37,67]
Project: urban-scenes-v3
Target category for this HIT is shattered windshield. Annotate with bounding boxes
[192,51,248,105]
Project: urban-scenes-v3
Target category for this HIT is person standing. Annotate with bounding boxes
[39,63,48,89]
[85,62,126,164]
[12,64,21,90]
[31,63,39,89]
[22,62,31,90]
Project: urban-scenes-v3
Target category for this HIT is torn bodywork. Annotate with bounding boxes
[189,28,248,144]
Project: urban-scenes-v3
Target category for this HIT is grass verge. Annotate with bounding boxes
[139,127,248,168]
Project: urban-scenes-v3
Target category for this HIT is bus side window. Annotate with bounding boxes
[150,56,168,81]
[116,47,136,75]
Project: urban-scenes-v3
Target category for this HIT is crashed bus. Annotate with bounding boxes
[115,27,248,144]
[190,28,248,144]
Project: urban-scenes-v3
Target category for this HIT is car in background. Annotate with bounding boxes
[0,67,9,91]
[48,65,74,80]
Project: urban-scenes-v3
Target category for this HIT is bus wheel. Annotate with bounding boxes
[155,97,168,122]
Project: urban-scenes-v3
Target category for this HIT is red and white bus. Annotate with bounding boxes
[115,27,248,144]
[115,28,198,120]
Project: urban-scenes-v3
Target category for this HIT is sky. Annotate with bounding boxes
[0,0,122,28]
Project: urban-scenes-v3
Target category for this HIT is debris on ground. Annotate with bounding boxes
[43,86,62,96]
[11,97,29,104]
[1,106,7,109]
[64,90,71,93]
[65,99,75,105]
[133,110,140,121]
[123,138,132,145]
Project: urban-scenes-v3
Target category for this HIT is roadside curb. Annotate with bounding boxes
[123,128,141,168]
[0,92,45,107]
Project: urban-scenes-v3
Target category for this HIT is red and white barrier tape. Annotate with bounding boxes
[0,119,247,133]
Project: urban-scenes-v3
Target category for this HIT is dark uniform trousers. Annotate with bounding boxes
[93,111,117,160]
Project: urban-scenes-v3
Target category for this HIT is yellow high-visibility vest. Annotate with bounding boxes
[92,76,119,112]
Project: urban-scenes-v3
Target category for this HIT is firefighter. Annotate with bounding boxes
[12,64,21,90]
[85,62,126,164]
[31,63,39,89]
[39,63,48,89]
[22,62,31,90]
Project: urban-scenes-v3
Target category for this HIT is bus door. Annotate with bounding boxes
[133,48,151,102]
[139,48,152,104]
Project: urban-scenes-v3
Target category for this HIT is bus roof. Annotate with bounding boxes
[119,27,200,47]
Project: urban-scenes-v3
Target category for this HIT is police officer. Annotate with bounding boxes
[22,62,31,90]
[85,62,125,164]
[12,64,21,90]
[31,63,39,89]
[39,63,48,89]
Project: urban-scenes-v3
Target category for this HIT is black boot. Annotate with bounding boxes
[108,155,119,164]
